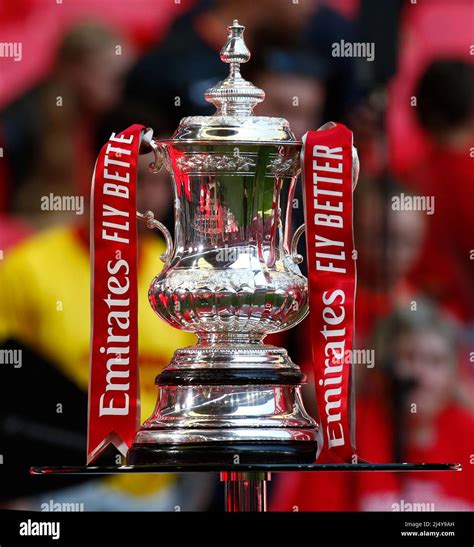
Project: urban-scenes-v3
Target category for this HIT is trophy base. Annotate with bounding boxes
[127,439,318,465]
[129,342,318,465]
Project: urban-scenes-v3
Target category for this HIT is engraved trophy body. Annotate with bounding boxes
[128,20,318,464]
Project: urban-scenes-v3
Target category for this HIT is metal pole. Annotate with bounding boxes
[220,471,271,512]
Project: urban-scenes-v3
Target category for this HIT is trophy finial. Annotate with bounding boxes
[205,20,265,116]
[220,19,250,66]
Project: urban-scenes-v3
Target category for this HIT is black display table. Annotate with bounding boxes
[31,462,460,512]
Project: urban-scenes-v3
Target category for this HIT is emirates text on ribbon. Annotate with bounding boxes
[98,132,135,417]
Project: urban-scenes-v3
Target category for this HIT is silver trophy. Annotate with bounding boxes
[129,20,319,464]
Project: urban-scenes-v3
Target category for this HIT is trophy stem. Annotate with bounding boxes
[221,471,271,512]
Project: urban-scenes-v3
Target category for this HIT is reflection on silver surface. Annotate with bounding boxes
[148,142,306,336]
[145,385,315,429]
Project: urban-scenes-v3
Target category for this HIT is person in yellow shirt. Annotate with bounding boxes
[0,127,214,510]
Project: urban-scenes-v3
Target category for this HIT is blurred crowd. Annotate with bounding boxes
[0,0,473,512]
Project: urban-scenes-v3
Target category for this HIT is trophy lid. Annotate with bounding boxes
[170,20,298,144]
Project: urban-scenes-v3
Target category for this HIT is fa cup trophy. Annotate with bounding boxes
[89,19,358,466]
[127,20,320,464]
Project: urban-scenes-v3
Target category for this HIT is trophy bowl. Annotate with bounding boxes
[127,20,318,465]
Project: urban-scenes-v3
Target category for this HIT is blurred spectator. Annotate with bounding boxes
[415,60,473,147]
[355,302,474,511]
[387,0,473,178]
[253,49,328,138]
[354,178,426,346]
[407,59,474,323]
[1,22,133,227]
[355,0,401,88]
[125,0,359,125]
[347,89,387,180]
[0,103,214,511]
[272,301,474,511]
[0,0,191,109]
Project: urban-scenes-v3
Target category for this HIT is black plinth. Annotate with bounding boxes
[127,440,318,465]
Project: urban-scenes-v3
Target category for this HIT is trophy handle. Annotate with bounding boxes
[136,210,173,264]
[290,224,305,265]
[136,129,173,264]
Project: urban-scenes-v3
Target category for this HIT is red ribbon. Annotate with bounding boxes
[87,124,147,463]
[302,123,357,463]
